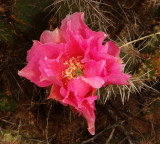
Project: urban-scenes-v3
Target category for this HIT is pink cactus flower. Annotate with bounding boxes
[18,12,130,135]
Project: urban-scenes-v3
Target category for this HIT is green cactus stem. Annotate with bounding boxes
[0,16,19,45]
[12,0,53,40]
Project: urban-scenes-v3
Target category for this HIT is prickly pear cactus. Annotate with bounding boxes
[0,128,38,143]
[12,0,53,40]
[0,0,53,45]
[50,0,110,33]
[101,23,160,102]
[137,49,160,81]
[141,26,160,55]
[0,129,22,143]
[150,51,160,76]
[0,17,19,45]
[136,24,160,81]
[0,0,159,103]
[0,90,16,111]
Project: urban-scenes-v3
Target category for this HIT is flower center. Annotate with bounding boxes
[62,56,84,81]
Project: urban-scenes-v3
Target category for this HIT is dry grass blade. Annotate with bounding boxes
[80,121,125,144]
[105,128,115,144]
[120,32,160,48]
[46,0,114,33]
[130,97,160,120]
[45,103,53,144]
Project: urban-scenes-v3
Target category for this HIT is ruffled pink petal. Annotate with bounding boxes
[105,57,120,72]
[104,73,131,85]
[62,86,97,135]
[63,77,98,135]
[18,60,51,87]
[43,58,66,81]
[61,77,97,134]
[60,86,68,97]
[40,28,63,44]
[60,12,106,41]
[117,57,123,64]
[48,84,62,100]
[84,60,106,77]
[82,76,105,88]
[67,77,92,100]
[84,27,106,41]
[26,40,41,62]
[89,42,114,61]
[38,59,63,86]
[62,91,79,107]
[19,43,63,87]
[80,96,98,135]
[64,34,85,59]
[60,12,86,41]
[108,63,125,74]
[61,77,93,108]
[27,42,63,62]
[105,41,120,57]
[48,84,67,106]
[88,38,119,61]
[81,34,108,62]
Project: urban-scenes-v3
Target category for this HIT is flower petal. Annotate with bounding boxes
[19,42,63,87]
[105,73,131,85]
[18,60,51,87]
[80,96,98,135]
[42,58,66,81]
[38,58,63,86]
[64,34,84,58]
[82,76,105,88]
[108,63,125,74]
[60,12,86,41]
[67,77,92,100]
[89,39,119,61]
[26,40,41,62]
[105,41,120,57]
[40,28,63,44]
[60,12,106,41]
[62,91,79,107]
[84,60,106,77]
[48,84,67,106]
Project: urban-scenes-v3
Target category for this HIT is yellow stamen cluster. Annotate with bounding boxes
[62,56,84,80]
